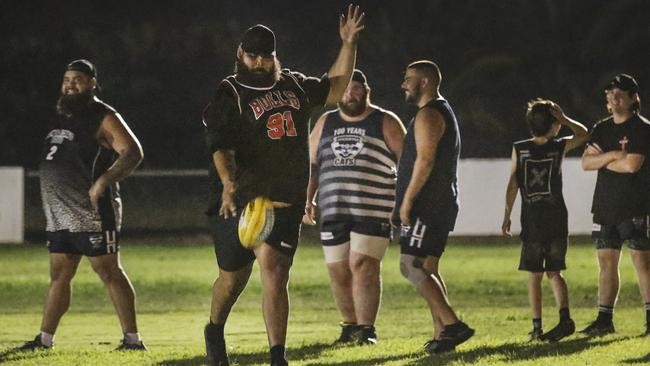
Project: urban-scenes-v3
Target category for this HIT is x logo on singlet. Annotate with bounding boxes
[529,168,548,187]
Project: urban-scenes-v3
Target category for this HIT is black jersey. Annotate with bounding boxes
[395,98,460,224]
[590,114,650,224]
[39,97,121,232]
[203,70,330,213]
[317,108,397,224]
[514,138,568,241]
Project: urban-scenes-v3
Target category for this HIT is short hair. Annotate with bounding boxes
[407,60,442,87]
[526,99,557,137]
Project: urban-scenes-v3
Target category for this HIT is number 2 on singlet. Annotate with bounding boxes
[45,145,58,160]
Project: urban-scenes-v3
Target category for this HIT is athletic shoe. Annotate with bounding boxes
[427,321,475,354]
[579,320,615,336]
[270,359,288,366]
[334,323,359,344]
[541,319,575,342]
[528,327,544,341]
[115,339,147,351]
[16,335,51,351]
[352,325,377,345]
[204,323,229,366]
[423,339,454,354]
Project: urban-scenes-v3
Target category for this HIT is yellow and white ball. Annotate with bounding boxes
[238,197,275,249]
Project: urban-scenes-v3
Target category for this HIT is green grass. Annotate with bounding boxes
[1,237,650,365]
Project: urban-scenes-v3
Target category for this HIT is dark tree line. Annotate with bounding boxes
[1,0,648,169]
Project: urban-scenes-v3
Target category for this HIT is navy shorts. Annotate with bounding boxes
[519,237,567,272]
[593,215,650,251]
[46,230,119,257]
[320,221,392,246]
[399,216,451,258]
[208,205,303,272]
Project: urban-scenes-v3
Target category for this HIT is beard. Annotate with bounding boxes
[56,90,93,117]
[234,57,281,87]
[338,96,368,117]
[405,87,421,105]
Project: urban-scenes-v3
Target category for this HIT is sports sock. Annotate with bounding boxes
[40,331,54,347]
[206,321,225,339]
[596,305,614,323]
[645,302,650,326]
[559,307,570,321]
[124,332,141,344]
[532,318,542,330]
[270,344,285,361]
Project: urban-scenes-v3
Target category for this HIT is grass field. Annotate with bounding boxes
[1,236,650,365]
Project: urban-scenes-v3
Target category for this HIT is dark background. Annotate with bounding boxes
[2,0,649,169]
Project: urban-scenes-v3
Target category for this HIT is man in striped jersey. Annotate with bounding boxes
[305,69,405,345]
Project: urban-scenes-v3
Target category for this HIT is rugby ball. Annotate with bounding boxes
[238,197,275,249]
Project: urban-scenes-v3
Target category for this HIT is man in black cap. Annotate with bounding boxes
[202,5,364,366]
[581,73,650,336]
[17,60,145,351]
[304,69,405,345]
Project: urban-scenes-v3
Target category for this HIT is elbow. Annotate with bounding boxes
[581,159,594,171]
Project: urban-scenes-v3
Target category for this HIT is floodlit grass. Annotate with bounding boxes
[1,237,650,365]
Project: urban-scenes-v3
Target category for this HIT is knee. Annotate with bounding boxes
[93,265,123,283]
[51,267,77,283]
[262,265,291,289]
[421,258,439,277]
[350,255,379,277]
[400,254,428,287]
[546,271,561,280]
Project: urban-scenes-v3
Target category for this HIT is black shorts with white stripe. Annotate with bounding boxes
[47,229,119,257]
[208,205,303,272]
[399,216,451,258]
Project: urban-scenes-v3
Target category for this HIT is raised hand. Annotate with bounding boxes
[339,4,365,44]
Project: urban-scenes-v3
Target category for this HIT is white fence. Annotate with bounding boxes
[456,158,596,235]
[2,159,598,243]
[0,167,24,243]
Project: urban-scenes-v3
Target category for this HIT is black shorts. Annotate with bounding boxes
[399,216,450,258]
[518,237,567,272]
[320,221,392,246]
[208,206,303,272]
[46,230,119,257]
[593,215,650,251]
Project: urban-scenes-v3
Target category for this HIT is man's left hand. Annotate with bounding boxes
[89,176,108,212]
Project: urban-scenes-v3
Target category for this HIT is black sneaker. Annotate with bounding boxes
[115,339,147,351]
[579,320,615,336]
[528,327,544,341]
[423,338,454,354]
[351,325,377,345]
[428,321,475,354]
[334,323,359,344]
[541,319,575,342]
[16,335,52,351]
[270,359,288,366]
[205,324,229,366]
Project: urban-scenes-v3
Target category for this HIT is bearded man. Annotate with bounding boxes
[201,5,365,366]
[19,59,145,351]
[304,69,404,345]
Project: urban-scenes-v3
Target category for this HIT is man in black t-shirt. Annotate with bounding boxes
[202,6,365,366]
[581,74,650,336]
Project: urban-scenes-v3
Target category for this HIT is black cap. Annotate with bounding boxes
[351,69,368,86]
[66,59,97,78]
[241,24,276,56]
[606,73,639,93]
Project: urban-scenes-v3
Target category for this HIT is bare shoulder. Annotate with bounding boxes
[415,106,444,127]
